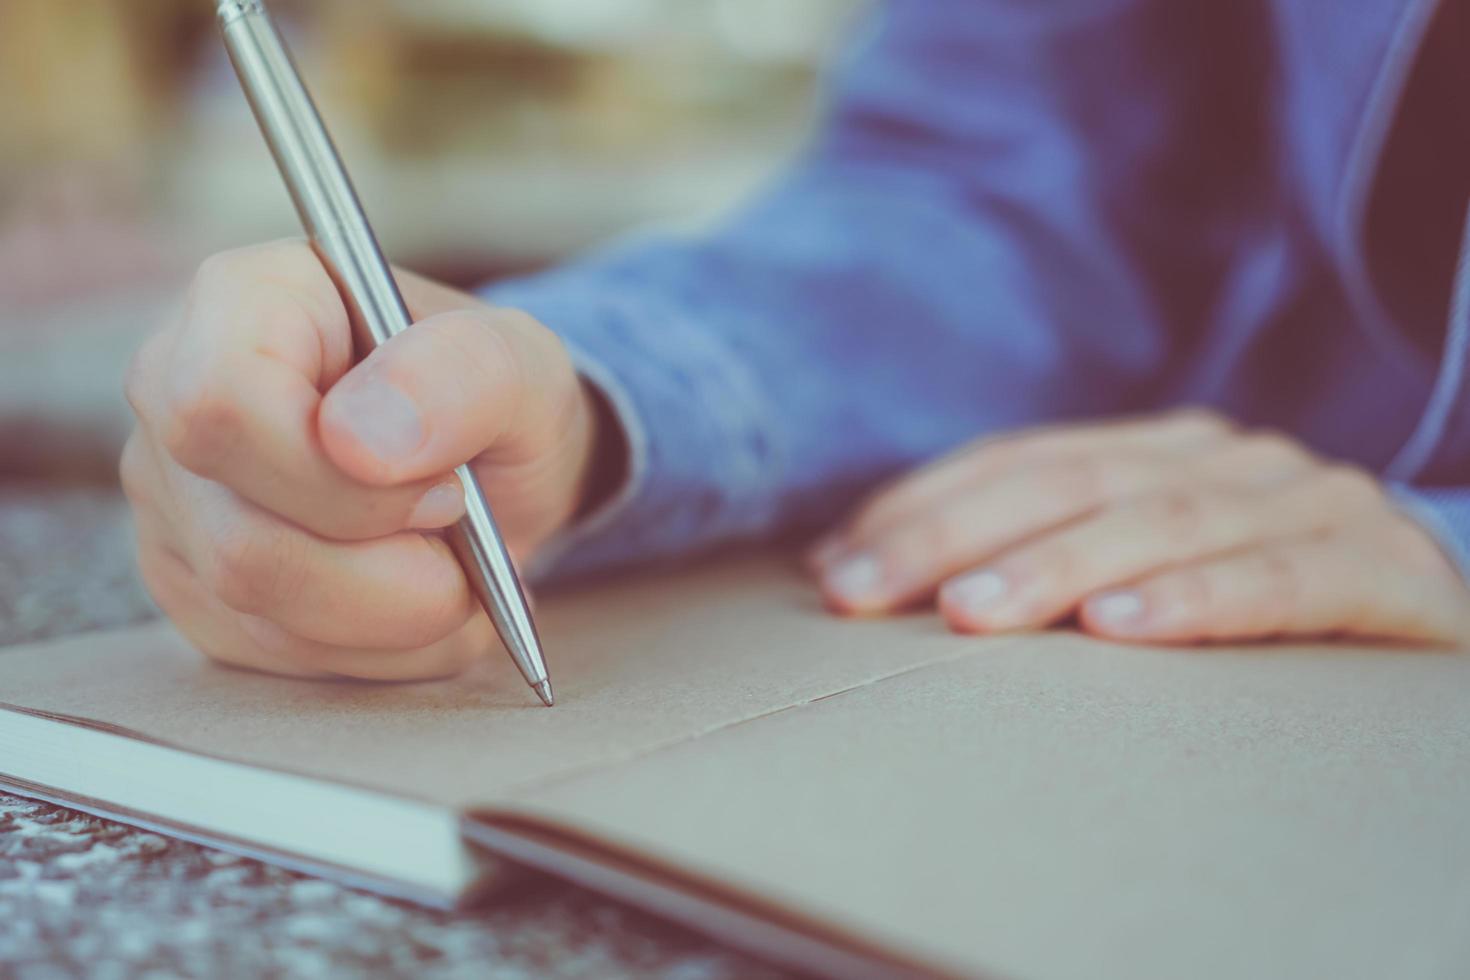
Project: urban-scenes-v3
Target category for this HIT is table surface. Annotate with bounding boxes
[0,480,794,980]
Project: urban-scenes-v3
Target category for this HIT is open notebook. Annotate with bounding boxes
[3,555,1469,979]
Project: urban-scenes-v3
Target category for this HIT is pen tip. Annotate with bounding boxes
[533,679,555,708]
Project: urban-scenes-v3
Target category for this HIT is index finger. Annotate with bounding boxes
[128,242,466,539]
[166,240,356,400]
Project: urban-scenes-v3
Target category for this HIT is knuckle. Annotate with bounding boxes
[430,312,527,403]
[123,334,166,420]
[1146,486,1209,531]
[967,435,1028,471]
[202,520,300,615]
[161,360,247,475]
[1239,430,1308,467]
[1172,406,1233,437]
[1381,515,1454,573]
[889,514,951,571]
[1048,453,1144,509]
[190,249,253,303]
[123,356,147,418]
[488,306,544,341]
[1047,456,1106,507]
[1316,465,1384,511]
[1014,541,1084,588]
[117,436,152,506]
[189,241,326,328]
[476,319,528,394]
[192,249,235,286]
[251,237,314,267]
[201,527,262,612]
[193,241,309,294]
[489,307,565,375]
[536,325,575,384]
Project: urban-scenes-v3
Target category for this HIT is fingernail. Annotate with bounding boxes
[942,569,1008,614]
[825,553,884,606]
[334,376,425,464]
[408,480,466,529]
[1089,590,1146,628]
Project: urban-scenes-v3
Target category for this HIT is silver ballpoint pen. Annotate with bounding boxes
[215,0,554,707]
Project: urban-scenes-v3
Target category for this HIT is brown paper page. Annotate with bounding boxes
[7,555,1470,978]
[0,554,1015,805]
[497,632,1470,980]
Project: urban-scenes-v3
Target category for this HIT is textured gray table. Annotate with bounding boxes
[0,480,793,979]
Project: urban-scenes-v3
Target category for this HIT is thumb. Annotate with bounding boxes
[318,307,579,486]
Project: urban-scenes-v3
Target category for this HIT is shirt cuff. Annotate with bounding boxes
[1388,484,1470,584]
[482,267,784,581]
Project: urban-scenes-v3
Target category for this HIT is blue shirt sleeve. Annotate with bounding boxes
[1390,486,1470,582]
[487,2,1205,579]
[485,1,1470,585]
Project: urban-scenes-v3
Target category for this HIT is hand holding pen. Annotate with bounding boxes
[118,2,619,697]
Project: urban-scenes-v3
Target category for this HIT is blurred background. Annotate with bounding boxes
[0,0,864,477]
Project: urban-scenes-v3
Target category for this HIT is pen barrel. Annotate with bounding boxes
[448,463,549,687]
[216,0,408,353]
[216,1,551,695]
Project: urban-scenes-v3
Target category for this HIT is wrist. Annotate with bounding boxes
[570,379,631,521]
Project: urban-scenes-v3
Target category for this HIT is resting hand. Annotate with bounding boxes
[811,411,1470,647]
[122,241,604,680]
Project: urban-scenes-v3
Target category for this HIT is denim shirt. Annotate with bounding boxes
[485,0,1470,582]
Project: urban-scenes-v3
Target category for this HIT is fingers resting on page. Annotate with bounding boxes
[810,409,1470,647]
[121,240,599,680]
